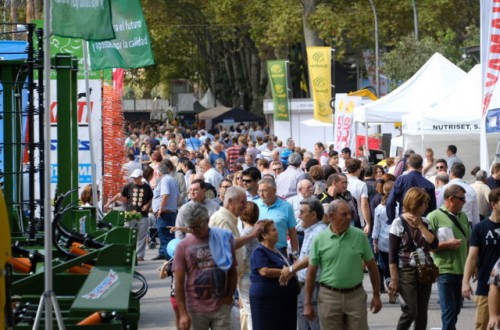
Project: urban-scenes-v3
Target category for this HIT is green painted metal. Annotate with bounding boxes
[0,60,26,234]
[52,54,79,213]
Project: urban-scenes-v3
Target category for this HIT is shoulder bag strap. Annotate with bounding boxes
[438,208,467,238]
[399,215,417,252]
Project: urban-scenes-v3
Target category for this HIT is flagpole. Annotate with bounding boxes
[82,42,99,215]
[285,61,293,141]
[480,0,491,170]
[42,0,54,328]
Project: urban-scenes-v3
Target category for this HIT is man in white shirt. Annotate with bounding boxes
[199,159,223,192]
[437,162,480,226]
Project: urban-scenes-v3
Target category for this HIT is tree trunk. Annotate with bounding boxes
[10,0,18,40]
[300,0,323,47]
[26,0,34,22]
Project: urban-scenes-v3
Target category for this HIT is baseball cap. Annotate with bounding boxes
[130,169,143,178]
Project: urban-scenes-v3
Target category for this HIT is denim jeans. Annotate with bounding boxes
[437,273,463,330]
[156,212,176,258]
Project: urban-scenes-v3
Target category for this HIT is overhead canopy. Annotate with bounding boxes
[197,105,231,120]
[211,107,263,124]
[353,53,466,123]
[403,64,481,136]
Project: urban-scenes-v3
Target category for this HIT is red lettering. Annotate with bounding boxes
[493,19,500,29]
[50,102,57,123]
[486,72,499,87]
[490,35,500,53]
[483,92,493,116]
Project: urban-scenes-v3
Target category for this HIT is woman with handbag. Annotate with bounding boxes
[388,187,439,330]
[250,220,299,330]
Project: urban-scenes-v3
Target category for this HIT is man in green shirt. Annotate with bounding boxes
[304,199,382,329]
[428,184,470,330]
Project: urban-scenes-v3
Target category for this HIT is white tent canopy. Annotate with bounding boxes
[402,64,497,180]
[353,53,466,124]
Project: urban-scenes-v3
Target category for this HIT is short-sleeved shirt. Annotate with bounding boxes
[389,216,436,269]
[309,225,374,288]
[297,221,327,282]
[250,244,298,297]
[121,182,153,217]
[469,219,500,296]
[152,174,179,213]
[172,233,236,313]
[256,198,297,249]
[347,175,369,226]
[427,207,469,275]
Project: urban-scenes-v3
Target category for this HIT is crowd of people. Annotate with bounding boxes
[102,119,500,330]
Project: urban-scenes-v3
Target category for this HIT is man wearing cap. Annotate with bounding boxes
[276,152,305,199]
[152,160,180,260]
[104,169,153,261]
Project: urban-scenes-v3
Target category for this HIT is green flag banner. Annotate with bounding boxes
[51,0,115,41]
[89,0,154,70]
[267,60,289,121]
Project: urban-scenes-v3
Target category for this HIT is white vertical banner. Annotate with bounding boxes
[480,0,500,169]
[334,94,362,152]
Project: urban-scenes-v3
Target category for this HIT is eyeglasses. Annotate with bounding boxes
[242,179,253,183]
[452,195,466,203]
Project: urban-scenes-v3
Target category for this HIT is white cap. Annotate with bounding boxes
[130,169,143,178]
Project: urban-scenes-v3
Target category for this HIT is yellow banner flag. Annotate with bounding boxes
[307,47,333,123]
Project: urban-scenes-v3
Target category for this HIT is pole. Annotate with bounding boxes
[368,0,380,97]
[285,60,293,140]
[83,42,99,215]
[42,1,53,328]
[412,0,419,41]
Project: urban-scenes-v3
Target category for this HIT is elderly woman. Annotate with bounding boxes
[250,220,299,330]
[215,158,230,178]
[388,187,439,330]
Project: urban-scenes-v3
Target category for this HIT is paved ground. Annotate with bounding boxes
[136,246,477,330]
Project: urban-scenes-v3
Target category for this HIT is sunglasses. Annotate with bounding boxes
[237,177,243,180]
[452,195,466,202]
[436,166,445,170]
[242,179,253,183]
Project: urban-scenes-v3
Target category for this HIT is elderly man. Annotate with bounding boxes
[175,179,220,239]
[173,203,237,330]
[151,161,180,260]
[471,170,492,221]
[209,186,264,330]
[428,184,470,330]
[104,169,153,262]
[199,158,223,192]
[276,152,305,199]
[287,179,314,249]
[437,162,480,226]
[256,178,299,258]
[280,138,295,167]
[281,198,327,330]
[304,199,382,329]
[208,141,226,167]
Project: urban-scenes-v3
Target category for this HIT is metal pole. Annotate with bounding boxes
[368,0,380,97]
[412,0,419,41]
[82,42,99,215]
[42,1,53,328]
[285,60,292,140]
